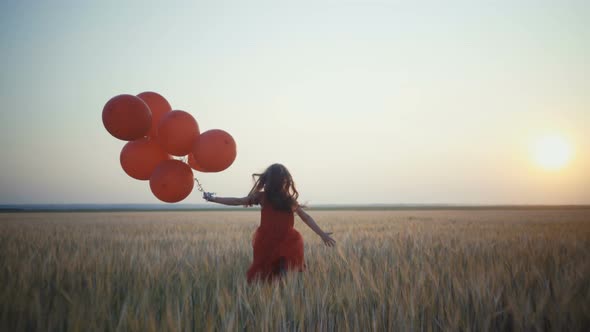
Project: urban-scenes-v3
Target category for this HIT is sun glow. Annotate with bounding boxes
[532,135,573,171]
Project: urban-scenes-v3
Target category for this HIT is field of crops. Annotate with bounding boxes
[1,209,589,331]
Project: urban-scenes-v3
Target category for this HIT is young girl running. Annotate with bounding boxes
[203,163,336,283]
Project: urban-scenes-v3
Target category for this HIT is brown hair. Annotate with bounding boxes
[248,163,299,211]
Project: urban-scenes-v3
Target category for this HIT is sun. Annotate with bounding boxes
[532,135,573,170]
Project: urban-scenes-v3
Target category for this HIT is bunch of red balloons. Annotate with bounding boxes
[102,92,236,203]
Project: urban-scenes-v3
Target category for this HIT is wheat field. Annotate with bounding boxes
[0,209,589,331]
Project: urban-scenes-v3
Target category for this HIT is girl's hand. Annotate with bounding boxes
[203,192,215,202]
[320,232,336,247]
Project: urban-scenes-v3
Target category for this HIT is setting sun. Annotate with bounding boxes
[532,135,573,171]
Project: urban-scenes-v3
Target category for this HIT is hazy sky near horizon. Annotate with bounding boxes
[1,0,588,205]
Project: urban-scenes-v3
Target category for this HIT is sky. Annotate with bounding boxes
[0,0,588,205]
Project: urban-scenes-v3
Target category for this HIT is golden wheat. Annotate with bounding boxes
[0,209,589,331]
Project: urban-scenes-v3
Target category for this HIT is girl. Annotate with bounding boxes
[203,163,336,283]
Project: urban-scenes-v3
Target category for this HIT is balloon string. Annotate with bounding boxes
[189,157,214,196]
[194,177,212,194]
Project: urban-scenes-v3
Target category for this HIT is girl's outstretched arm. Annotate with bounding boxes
[295,206,336,247]
[204,194,251,206]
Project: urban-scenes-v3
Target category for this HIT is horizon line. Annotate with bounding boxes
[1,203,589,213]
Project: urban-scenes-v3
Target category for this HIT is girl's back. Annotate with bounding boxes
[257,193,294,235]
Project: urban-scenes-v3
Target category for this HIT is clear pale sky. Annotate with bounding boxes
[1,0,588,205]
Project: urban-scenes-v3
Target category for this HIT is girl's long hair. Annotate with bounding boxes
[248,163,299,211]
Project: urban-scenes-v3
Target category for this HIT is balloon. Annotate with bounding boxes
[187,153,210,172]
[120,138,172,180]
[149,160,195,203]
[137,91,172,137]
[102,94,152,141]
[192,129,236,172]
[157,110,199,156]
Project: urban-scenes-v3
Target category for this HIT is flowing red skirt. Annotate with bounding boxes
[246,226,305,283]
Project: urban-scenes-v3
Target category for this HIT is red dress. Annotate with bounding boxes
[246,194,305,283]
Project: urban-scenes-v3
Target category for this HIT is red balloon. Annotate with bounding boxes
[192,129,237,172]
[157,110,199,156]
[187,153,210,172]
[102,94,152,141]
[149,160,195,203]
[137,91,172,137]
[120,138,172,180]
